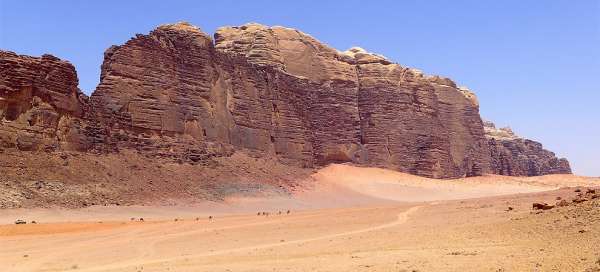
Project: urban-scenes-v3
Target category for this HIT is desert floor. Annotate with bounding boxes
[1,164,599,272]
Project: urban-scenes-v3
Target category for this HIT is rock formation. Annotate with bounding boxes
[484,121,571,176]
[0,51,89,151]
[0,22,571,179]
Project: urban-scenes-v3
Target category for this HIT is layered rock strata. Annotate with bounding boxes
[0,51,89,151]
[0,22,571,178]
[484,121,571,175]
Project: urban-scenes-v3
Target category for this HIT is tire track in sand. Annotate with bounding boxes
[77,205,422,272]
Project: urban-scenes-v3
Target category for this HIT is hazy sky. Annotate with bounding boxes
[1,0,598,176]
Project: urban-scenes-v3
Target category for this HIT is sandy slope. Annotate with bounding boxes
[309,164,578,202]
[1,164,599,271]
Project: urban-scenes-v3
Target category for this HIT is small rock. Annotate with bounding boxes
[14,219,26,225]
[532,203,554,210]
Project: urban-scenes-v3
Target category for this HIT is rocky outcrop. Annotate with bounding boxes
[88,23,235,161]
[88,22,493,177]
[0,22,570,179]
[0,51,89,151]
[214,23,490,177]
[484,121,571,176]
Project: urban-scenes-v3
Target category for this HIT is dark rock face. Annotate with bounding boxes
[484,121,571,176]
[0,22,571,178]
[0,51,89,151]
[88,23,235,161]
[213,24,491,178]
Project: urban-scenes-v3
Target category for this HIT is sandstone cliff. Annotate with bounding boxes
[0,51,89,151]
[86,22,493,178]
[484,121,571,175]
[0,22,570,180]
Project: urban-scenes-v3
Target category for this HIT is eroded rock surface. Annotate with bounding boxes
[484,121,571,176]
[0,51,89,151]
[214,23,491,177]
[0,22,570,179]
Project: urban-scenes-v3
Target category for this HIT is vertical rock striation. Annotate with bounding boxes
[0,51,89,151]
[0,22,571,178]
[214,24,491,177]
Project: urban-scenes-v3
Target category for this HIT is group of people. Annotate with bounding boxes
[257,210,291,216]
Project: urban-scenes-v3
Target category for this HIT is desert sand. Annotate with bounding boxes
[1,164,599,272]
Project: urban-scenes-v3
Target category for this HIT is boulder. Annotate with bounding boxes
[532,203,554,210]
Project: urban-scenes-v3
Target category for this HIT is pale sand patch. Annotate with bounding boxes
[308,164,599,202]
[1,165,599,271]
[1,164,597,225]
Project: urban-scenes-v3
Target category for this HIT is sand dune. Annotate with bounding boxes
[4,164,596,225]
[1,164,599,271]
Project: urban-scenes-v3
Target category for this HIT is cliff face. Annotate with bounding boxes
[484,121,571,175]
[0,22,570,178]
[89,22,490,177]
[216,23,491,177]
[0,51,89,151]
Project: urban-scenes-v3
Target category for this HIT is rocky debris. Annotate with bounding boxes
[513,191,600,271]
[571,188,600,203]
[0,149,309,208]
[484,121,571,176]
[551,187,600,208]
[0,22,569,180]
[532,203,554,210]
[14,219,26,224]
[556,199,569,207]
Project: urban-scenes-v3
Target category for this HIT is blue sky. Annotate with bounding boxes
[1,0,598,176]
